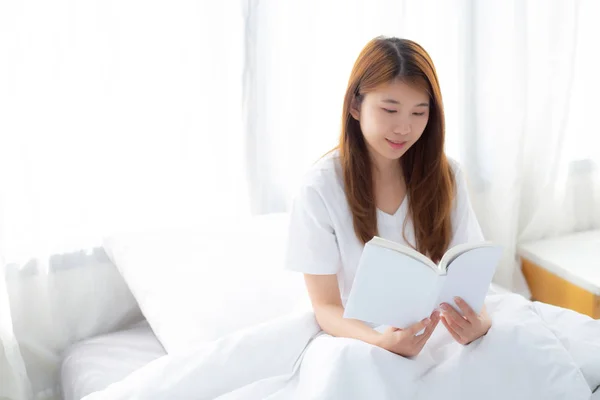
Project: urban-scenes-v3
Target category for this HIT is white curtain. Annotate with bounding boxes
[1,1,599,399]
[1,258,31,400]
[0,1,247,399]
[246,0,468,212]
[466,0,600,293]
[248,0,600,293]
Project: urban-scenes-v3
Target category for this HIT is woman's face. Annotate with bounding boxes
[350,78,430,163]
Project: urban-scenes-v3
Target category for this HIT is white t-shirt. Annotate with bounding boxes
[284,150,485,306]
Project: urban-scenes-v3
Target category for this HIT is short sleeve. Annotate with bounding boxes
[285,183,341,275]
[448,162,485,248]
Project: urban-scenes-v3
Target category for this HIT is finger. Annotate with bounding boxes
[412,310,441,341]
[407,316,431,337]
[441,316,464,343]
[443,314,466,334]
[415,312,440,346]
[440,303,470,331]
[415,313,439,344]
[440,315,457,337]
[454,297,478,322]
[480,305,490,318]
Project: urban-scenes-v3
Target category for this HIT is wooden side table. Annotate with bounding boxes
[518,230,600,319]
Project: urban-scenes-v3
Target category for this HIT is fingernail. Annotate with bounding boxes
[423,318,431,326]
[454,297,462,303]
[432,310,440,318]
[441,304,449,311]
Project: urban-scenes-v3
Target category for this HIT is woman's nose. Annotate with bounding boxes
[394,123,411,135]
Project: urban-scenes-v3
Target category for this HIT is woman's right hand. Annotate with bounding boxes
[376,310,440,357]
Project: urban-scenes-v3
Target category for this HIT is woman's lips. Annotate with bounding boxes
[386,138,407,150]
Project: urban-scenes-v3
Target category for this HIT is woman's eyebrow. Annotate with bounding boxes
[381,99,429,107]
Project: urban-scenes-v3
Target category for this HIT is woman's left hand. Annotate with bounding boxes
[439,297,491,345]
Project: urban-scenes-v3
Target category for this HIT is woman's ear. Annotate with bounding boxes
[349,95,361,121]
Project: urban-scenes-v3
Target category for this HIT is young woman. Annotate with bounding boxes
[285,36,491,358]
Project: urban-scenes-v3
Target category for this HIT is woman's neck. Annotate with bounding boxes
[369,150,403,184]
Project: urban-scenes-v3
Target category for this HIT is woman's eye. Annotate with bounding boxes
[413,112,426,116]
[382,108,397,114]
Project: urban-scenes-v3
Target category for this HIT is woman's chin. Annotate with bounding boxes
[366,140,412,164]
[381,142,411,160]
[369,147,407,164]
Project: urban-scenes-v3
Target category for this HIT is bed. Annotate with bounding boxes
[60,320,164,400]
[60,281,600,399]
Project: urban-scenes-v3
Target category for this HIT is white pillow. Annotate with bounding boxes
[103,213,311,353]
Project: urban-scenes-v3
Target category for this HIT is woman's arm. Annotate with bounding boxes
[304,273,440,357]
[287,181,438,355]
[304,274,383,345]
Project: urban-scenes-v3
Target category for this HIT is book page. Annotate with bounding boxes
[343,242,440,329]
[435,246,503,314]
[369,236,438,272]
[438,241,494,272]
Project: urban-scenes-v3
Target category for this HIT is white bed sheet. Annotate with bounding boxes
[60,320,165,400]
[82,292,600,400]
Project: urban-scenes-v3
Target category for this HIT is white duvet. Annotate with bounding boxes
[84,293,600,400]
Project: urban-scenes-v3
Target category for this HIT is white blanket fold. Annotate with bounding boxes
[84,294,600,400]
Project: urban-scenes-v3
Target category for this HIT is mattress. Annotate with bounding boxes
[61,320,165,400]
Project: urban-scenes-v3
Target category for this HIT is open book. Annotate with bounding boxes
[343,236,503,330]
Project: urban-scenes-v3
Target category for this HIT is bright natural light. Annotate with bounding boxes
[1,2,599,400]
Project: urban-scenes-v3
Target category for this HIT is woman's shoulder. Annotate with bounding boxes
[446,156,470,189]
[297,149,344,194]
[446,156,463,176]
[288,149,346,228]
[445,156,478,210]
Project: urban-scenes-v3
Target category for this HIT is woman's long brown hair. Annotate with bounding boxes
[338,36,454,263]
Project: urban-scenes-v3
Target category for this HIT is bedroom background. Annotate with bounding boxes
[1,0,599,399]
